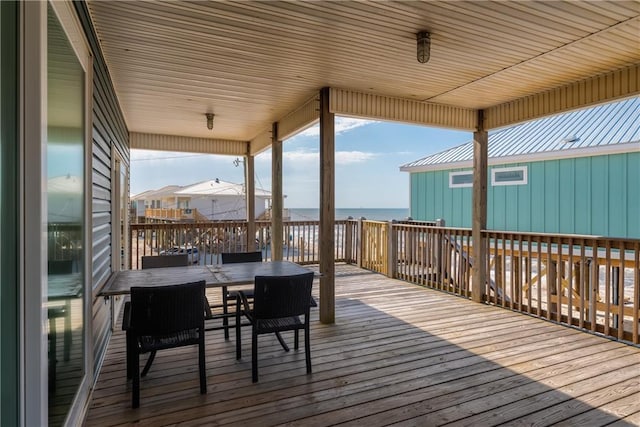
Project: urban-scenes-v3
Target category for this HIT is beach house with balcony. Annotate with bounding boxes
[131,179,272,222]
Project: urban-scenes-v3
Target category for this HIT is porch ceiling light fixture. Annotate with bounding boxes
[206,113,215,130]
[416,31,431,64]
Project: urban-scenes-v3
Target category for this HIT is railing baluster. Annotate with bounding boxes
[126,220,638,343]
[617,243,625,341]
[634,243,639,344]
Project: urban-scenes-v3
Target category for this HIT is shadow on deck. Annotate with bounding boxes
[84,264,640,426]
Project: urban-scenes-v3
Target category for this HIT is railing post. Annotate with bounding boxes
[435,218,445,283]
[356,217,364,268]
[548,260,558,318]
[386,220,396,278]
[612,266,620,329]
[513,256,521,305]
[345,216,353,264]
[495,254,503,296]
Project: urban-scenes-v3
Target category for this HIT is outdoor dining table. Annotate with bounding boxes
[99,260,316,327]
[99,260,314,296]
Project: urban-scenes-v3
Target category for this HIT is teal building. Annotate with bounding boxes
[401,98,640,239]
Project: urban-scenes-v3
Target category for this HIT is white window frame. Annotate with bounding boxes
[111,146,129,272]
[449,171,474,188]
[23,1,93,425]
[491,166,528,186]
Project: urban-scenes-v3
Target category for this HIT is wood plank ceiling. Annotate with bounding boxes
[86,0,640,152]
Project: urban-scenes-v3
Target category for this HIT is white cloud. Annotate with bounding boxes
[284,151,318,162]
[258,149,376,165]
[293,117,377,139]
[130,149,230,163]
[335,151,377,164]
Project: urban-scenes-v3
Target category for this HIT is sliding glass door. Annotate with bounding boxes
[47,3,87,425]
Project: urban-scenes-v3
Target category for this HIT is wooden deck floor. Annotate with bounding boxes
[84,264,640,426]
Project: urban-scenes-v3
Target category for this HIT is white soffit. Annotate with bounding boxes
[486,64,640,129]
[87,0,640,144]
[130,132,248,156]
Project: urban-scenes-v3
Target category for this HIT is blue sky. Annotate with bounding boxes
[130,117,470,208]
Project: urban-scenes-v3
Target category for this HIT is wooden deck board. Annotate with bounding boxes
[84,264,640,426]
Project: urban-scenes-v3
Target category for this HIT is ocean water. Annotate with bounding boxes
[288,208,409,222]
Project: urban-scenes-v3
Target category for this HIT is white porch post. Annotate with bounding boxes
[271,122,283,260]
[319,87,335,324]
[245,153,255,251]
[472,110,488,303]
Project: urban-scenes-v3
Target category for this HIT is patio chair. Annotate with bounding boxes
[214,251,262,340]
[141,254,189,269]
[123,280,207,408]
[235,272,314,382]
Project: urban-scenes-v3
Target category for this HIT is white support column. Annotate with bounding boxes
[472,110,488,303]
[319,87,335,324]
[245,154,256,251]
[271,122,283,261]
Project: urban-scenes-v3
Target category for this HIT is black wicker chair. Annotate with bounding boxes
[236,272,314,382]
[123,280,207,408]
[215,251,262,339]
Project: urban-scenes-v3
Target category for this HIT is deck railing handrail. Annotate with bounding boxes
[125,219,639,345]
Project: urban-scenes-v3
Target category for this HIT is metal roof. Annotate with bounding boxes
[86,1,640,153]
[132,180,271,199]
[131,185,185,200]
[176,179,271,197]
[401,97,640,171]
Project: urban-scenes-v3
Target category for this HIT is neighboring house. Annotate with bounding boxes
[130,184,187,218]
[176,179,271,220]
[401,98,640,239]
[131,179,272,220]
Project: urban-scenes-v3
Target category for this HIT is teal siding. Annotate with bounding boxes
[574,157,591,234]
[517,172,531,231]
[544,160,560,233]
[558,159,574,234]
[505,185,519,230]
[628,152,640,238]
[488,184,501,230]
[608,154,626,237]
[530,162,545,232]
[409,151,640,238]
[590,156,608,236]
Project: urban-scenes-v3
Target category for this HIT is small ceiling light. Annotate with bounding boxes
[206,113,215,130]
[416,31,431,64]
